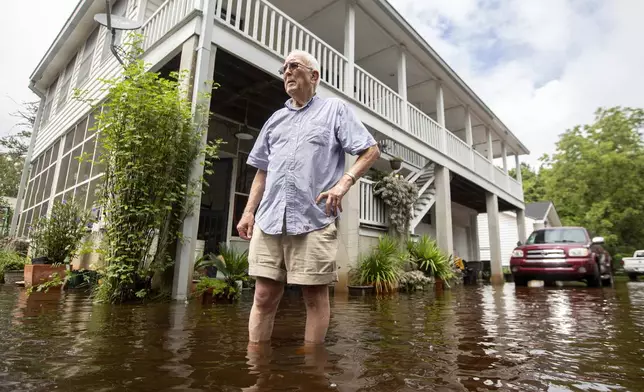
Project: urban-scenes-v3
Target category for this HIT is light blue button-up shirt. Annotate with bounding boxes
[247,95,377,236]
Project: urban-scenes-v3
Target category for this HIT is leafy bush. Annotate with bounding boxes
[29,200,92,264]
[354,235,405,293]
[195,277,240,301]
[0,249,27,283]
[374,174,418,235]
[406,235,454,284]
[75,35,221,303]
[207,242,249,287]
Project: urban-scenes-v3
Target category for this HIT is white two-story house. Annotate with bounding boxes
[12,0,530,300]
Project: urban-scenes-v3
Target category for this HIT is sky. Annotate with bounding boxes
[1,0,643,167]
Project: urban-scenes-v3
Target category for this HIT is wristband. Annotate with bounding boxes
[344,172,357,184]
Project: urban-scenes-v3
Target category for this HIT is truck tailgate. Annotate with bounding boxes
[623,257,644,272]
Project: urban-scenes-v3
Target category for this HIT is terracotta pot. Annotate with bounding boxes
[23,264,66,289]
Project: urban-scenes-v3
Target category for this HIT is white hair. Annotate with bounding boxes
[286,50,321,87]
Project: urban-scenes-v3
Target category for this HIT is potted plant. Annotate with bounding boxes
[389,156,403,170]
[25,200,92,289]
[0,249,27,285]
[407,235,454,290]
[503,266,514,282]
[196,277,240,304]
[373,174,418,236]
[208,242,249,292]
[349,235,405,295]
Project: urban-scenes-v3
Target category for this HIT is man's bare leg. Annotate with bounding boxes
[248,277,285,344]
[301,285,331,345]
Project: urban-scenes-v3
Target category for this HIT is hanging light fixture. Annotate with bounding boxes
[235,99,254,140]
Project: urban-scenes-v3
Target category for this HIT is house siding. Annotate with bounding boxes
[478,212,536,266]
[32,0,139,159]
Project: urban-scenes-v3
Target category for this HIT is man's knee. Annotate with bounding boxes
[301,285,329,310]
[253,278,283,312]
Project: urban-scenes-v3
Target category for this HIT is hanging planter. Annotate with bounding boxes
[389,157,402,170]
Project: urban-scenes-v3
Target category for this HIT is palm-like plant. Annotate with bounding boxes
[207,242,249,287]
[407,235,454,285]
[356,235,406,293]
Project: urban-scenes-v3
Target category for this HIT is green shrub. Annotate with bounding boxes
[406,235,454,285]
[0,249,27,283]
[29,200,92,264]
[354,235,405,293]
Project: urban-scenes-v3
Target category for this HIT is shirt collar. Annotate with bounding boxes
[284,94,318,111]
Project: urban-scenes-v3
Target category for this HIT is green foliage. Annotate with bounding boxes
[75,35,221,303]
[27,271,66,294]
[207,242,249,287]
[0,101,37,198]
[406,235,454,284]
[509,163,546,204]
[0,249,27,283]
[195,277,240,301]
[354,235,406,293]
[374,174,418,235]
[0,200,11,238]
[531,107,644,255]
[29,200,92,265]
[398,270,433,292]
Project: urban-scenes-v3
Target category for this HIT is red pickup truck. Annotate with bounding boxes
[510,226,613,287]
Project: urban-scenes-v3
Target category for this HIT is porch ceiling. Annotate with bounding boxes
[211,48,288,130]
[450,173,518,213]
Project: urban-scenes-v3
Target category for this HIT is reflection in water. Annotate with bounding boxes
[1,283,644,391]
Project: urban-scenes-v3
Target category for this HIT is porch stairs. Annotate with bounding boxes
[406,162,453,232]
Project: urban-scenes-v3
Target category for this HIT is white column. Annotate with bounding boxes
[173,1,217,301]
[486,126,494,178]
[434,165,453,257]
[485,192,503,285]
[469,213,480,261]
[464,106,473,146]
[397,46,408,131]
[516,208,527,244]
[515,154,522,182]
[436,80,445,127]
[344,0,355,96]
[465,106,473,169]
[501,142,508,173]
[336,155,360,292]
[10,96,44,235]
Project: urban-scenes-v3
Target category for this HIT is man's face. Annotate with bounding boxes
[281,54,317,97]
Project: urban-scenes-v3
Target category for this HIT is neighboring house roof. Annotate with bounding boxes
[525,201,554,220]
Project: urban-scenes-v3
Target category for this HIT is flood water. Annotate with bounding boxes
[1,282,643,392]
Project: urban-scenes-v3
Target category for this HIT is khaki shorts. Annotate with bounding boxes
[248,221,339,285]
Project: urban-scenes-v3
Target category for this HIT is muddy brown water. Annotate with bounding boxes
[1,282,643,391]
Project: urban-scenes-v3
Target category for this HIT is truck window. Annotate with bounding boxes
[526,228,588,244]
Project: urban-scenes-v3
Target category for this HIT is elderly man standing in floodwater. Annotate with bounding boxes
[236,49,380,346]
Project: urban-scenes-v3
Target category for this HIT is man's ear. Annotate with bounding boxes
[312,70,320,85]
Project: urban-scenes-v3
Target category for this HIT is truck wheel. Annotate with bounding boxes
[514,277,528,287]
[629,274,639,282]
[601,273,614,287]
[587,262,601,287]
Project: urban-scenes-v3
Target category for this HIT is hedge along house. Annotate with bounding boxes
[13,0,531,300]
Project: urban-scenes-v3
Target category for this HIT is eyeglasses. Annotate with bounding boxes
[278,61,314,75]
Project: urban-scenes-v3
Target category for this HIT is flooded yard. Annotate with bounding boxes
[1,282,643,391]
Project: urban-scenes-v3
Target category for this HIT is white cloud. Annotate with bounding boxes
[0,0,79,140]
[389,0,644,166]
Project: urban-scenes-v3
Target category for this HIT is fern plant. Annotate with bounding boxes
[355,235,406,293]
[407,235,454,285]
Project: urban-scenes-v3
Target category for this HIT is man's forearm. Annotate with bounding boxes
[347,144,381,181]
[243,169,267,215]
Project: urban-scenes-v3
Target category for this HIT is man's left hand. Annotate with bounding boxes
[316,177,352,216]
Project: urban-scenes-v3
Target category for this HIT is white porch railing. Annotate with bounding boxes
[509,177,523,199]
[213,0,347,92]
[445,131,472,168]
[380,139,428,168]
[494,166,508,191]
[141,0,198,51]
[359,179,387,227]
[354,66,403,127]
[407,104,443,151]
[473,151,492,182]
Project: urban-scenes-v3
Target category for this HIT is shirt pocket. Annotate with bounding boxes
[305,125,331,147]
